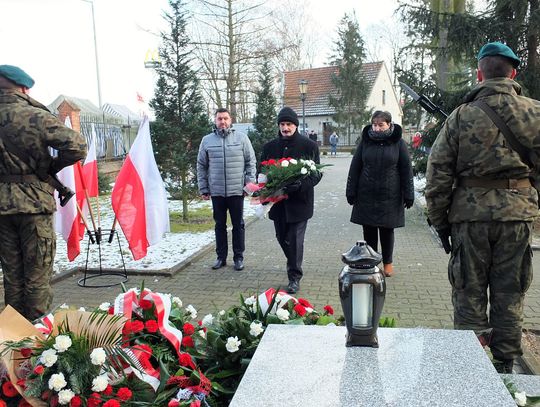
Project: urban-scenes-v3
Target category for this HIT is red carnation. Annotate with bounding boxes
[108,306,114,315]
[33,365,45,375]
[102,385,113,396]
[16,379,25,389]
[324,305,334,315]
[179,353,195,368]
[70,395,82,407]
[293,304,307,316]
[102,400,120,407]
[168,400,180,407]
[182,336,194,348]
[130,320,145,333]
[133,343,153,359]
[190,400,201,407]
[87,393,102,407]
[2,381,18,397]
[145,320,159,333]
[0,401,6,407]
[139,299,153,309]
[260,160,268,166]
[298,298,313,308]
[20,348,32,358]
[267,159,276,165]
[116,387,132,401]
[183,323,195,335]
[50,396,59,407]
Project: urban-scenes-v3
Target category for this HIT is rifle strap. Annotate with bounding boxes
[471,99,536,170]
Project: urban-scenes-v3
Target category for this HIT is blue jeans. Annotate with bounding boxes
[330,144,337,155]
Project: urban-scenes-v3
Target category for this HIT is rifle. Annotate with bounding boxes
[399,82,448,119]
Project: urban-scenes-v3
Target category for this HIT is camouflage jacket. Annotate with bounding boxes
[425,78,540,227]
[0,89,87,214]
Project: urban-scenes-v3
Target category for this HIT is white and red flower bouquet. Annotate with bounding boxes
[244,158,330,218]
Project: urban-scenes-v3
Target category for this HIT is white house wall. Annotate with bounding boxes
[366,63,402,125]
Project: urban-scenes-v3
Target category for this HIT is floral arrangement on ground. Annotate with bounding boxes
[0,285,351,407]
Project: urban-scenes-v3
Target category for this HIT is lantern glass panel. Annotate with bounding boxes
[352,283,373,328]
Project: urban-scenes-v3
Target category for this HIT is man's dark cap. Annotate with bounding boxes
[277,106,299,126]
[0,65,35,88]
[477,42,520,68]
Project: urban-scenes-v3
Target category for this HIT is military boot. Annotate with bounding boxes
[493,359,514,374]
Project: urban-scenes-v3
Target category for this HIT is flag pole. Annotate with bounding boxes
[76,202,95,244]
[76,161,99,241]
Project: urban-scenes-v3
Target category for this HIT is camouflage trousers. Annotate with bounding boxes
[450,221,533,361]
[0,213,56,321]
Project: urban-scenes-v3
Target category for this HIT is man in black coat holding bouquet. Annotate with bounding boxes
[260,107,322,294]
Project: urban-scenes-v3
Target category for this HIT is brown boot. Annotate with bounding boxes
[383,263,394,277]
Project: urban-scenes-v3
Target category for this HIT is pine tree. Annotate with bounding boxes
[329,13,370,145]
[150,0,211,221]
[249,58,277,161]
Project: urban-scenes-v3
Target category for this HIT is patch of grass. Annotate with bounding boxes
[169,206,214,233]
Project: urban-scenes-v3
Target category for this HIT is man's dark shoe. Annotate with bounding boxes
[493,359,514,374]
[234,259,244,271]
[212,259,227,270]
[287,280,300,294]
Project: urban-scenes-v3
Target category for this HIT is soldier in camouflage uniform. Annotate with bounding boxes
[425,43,540,373]
[0,65,86,320]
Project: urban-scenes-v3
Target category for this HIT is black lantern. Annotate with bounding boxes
[338,240,386,347]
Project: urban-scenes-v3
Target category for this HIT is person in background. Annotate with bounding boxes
[260,107,322,294]
[425,42,540,373]
[197,108,256,271]
[329,131,339,156]
[308,130,317,143]
[0,65,86,320]
[346,110,414,277]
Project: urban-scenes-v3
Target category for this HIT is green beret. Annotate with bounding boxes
[0,65,35,88]
[477,42,520,68]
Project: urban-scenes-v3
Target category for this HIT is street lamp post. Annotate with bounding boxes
[298,79,308,136]
[81,0,102,108]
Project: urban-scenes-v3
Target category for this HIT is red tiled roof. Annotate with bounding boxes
[283,62,384,117]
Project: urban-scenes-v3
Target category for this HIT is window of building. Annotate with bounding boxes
[382,90,386,105]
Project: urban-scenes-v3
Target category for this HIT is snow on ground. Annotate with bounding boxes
[53,198,256,274]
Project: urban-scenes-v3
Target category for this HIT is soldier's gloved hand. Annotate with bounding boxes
[346,195,355,205]
[283,180,302,194]
[404,199,414,209]
[436,226,452,254]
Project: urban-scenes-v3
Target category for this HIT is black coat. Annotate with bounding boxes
[260,131,321,223]
[346,124,414,228]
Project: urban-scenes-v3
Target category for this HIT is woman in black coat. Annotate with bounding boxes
[345,111,414,277]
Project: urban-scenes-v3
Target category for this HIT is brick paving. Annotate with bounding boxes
[2,154,540,332]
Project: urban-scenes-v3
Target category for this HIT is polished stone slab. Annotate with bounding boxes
[230,325,515,407]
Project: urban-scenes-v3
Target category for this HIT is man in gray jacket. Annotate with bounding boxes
[197,108,256,270]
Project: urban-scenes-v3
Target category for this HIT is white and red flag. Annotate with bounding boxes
[111,117,169,260]
[81,124,99,197]
[54,117,87,261]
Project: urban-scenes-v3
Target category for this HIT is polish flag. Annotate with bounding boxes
[54,117,86,261]
[111,117,169,260]
[82,124,99,197]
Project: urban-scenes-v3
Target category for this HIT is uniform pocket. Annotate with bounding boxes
[520,245,533,293]
[448,241,466,290]
[34,215,56,270]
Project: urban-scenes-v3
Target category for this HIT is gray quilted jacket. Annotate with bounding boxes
[197,128,256,197]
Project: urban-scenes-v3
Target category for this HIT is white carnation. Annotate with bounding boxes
[199,330,206,339]
[244,296,256,306]
[58,388,75,405]
[289,159,297,165]
[515,392,527,406]
[78,307,86,312]
[249,321,264,337]
[98,302,111,311]
[185,304,197,319]
[91,374,109,392]
[300,167,308,175]
[48,373,67,391]
[305,307,314,314]
[225,336,241,353]
[281,160,289,167]
[172,296,183,307]
[59,303,69,309]
[53,335,72,353]
[276,308,290,321]
[202,314,214,327]
[219,309,226,316]
[90,347,107,365]
[41,348,58,367]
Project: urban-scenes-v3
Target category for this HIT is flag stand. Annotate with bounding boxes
[77,229,128,288]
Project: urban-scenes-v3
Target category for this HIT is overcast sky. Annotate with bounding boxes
[2,0,398,113]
